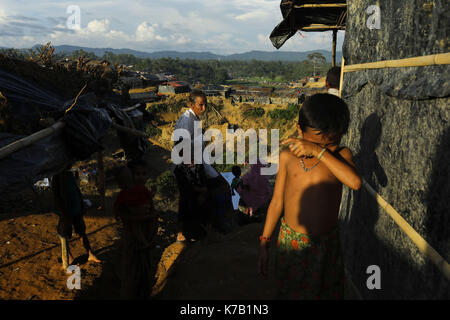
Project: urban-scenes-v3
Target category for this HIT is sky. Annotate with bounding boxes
[0,0,344,54]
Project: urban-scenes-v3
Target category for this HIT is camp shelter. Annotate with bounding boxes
[270,0,347,66]
[271,0,449,299]
[158,81,191,94]
[0,68,149,195]
[202,85,231,98]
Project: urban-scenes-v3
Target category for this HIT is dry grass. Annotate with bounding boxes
[129,86,157,94]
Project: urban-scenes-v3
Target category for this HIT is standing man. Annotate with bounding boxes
[173,90,231,241]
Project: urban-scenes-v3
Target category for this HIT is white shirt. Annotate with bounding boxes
[328,88,340,97]
[174,108,219,179]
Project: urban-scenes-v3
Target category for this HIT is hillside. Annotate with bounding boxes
[26,45,343,62]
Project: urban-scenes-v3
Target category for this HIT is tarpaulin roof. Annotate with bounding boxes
[270,0,347,49]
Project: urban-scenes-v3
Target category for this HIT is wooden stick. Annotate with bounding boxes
[362,179,450,281]
[65,83,87,114]
[343,52,450,72]
[301,25,346,30]
[294,4,347,8]
[0,121,66,160]
[121,103,141,112]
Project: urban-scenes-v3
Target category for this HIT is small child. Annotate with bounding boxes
[52,164,100,270]
[114,159,157,300]
[258,93,362,300]
[230,166,243,196]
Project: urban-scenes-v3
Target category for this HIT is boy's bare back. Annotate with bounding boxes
[280,147,349,236]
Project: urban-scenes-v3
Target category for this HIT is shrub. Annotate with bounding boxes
[268,103,298,121]
[242,107,265,119]
[146,124,162,137]
[150,170,178,198]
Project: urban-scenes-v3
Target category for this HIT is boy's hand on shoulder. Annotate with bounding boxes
[282,138,321,159]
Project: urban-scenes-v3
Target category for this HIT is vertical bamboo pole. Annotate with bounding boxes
[339,57,345,98]
[332,30,337,67]
[96,151,105,210]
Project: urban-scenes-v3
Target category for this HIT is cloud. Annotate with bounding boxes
[135,22,167,42]
[0,0,343,54]
[86,19,110,33]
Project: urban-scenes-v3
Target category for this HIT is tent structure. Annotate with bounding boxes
[270,0,347,66]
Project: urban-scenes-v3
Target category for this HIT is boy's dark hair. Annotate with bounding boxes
[189,89,206,104]
[127,158,148,171]
[298,93,349,141]
[232,165,241,177]
[326,67,341,89]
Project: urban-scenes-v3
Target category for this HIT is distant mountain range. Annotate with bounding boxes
[20,45,342,62]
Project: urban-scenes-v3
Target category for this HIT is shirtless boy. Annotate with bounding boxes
[258,93,362,299]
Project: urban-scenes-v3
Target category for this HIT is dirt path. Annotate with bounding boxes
[159,222,279,300]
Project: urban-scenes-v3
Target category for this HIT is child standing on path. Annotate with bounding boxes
[114,159,157,299]
[52,165,100,270]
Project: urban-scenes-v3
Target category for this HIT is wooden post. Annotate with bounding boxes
[332,30,337,67]
[96,151,105,211]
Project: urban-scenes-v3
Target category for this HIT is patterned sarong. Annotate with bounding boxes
[275,217,345,300]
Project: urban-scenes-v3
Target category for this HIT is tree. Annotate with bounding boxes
[307,52,326,77]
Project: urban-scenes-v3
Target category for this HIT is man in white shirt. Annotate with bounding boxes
[173,89,232,240]
[326,67,341,97]
[173,90,219,179]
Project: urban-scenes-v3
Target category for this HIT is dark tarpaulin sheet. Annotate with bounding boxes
[0,131,71,194]
[62,93,112,160]
[107,104,148,161]
[270,0,346,49]
[0,71,112,194]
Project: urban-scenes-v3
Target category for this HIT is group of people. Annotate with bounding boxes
[52,66,362,300]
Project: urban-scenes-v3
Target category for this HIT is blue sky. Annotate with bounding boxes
[0,0,344,54]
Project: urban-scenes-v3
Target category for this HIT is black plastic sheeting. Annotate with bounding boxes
[0,70,114,194]
[270,0,346,49]
[62,93,112,160]
[0,131,71,194]
[107,104,148,161]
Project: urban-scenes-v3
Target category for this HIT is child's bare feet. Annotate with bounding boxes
[88,252,101,263]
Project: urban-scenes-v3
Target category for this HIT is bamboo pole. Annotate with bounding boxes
[301,25,346,30]
[96,151,105,211]
[0,121,66,161]
[339,57,345,98]
[294,4,347,8]
[362,179,450,281]
[121,103,141,112]
[332,30,337,67]
[343,52,450,72]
